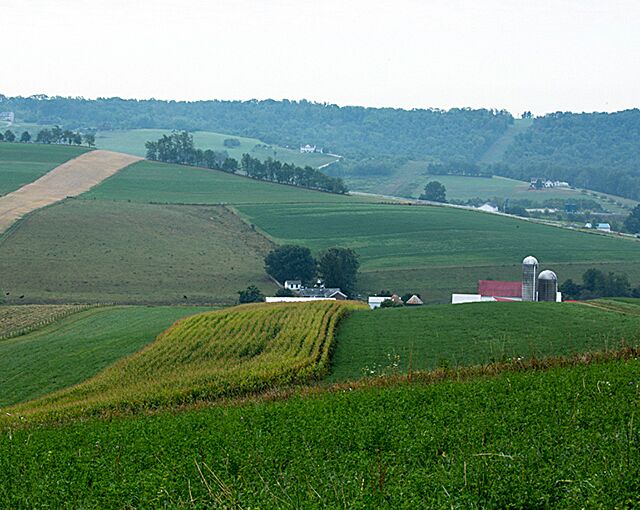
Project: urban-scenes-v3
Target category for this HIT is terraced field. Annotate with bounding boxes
[6,301,365,419]
[0,304,89,340]
[0,306,210,407]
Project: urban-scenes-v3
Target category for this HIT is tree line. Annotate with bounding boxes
[145,131,348,194]
[560,268,640,300]
[0,126,95,146]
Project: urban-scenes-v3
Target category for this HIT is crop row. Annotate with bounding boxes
[4,300,365,422]
[0,304,91,341]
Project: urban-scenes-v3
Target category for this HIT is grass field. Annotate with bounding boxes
[95,128,338,167]
[0,200,276,304]
[0,304,90,340]
[0,142,89,195]
[1,357,638,507]
[6,301,364,419]
[0,305,210,407]
[84,160,360,205]
[236,202,640,300]
[329,300,640,381]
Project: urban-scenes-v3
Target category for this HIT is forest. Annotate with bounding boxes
[0,95,512,160]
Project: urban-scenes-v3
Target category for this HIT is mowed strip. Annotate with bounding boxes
[0,150,141,233]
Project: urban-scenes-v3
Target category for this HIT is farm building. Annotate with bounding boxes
[266,296,337,303]
[597,223,611,232]
[368,296,391,309]
[477,203,499,213]
[299,288,347,300]
[284,280,302,291]
[299,144,316,153]
[452,255,561,304]
[405,294,424,306]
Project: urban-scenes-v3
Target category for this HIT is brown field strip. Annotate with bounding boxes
[0,150,141,233]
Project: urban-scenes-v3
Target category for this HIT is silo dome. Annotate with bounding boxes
[538,270,557,280]
[523,255,539,265]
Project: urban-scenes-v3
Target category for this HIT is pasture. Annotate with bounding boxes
[95,128,338,167]
[0,142,88,195]
[6,301,364,419]
[0,305,210,407]
[1,358,638,507]
[329,300,640,381]
[0,200,276,304]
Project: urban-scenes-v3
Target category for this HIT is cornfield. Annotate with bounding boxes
[8,300,365,420]
[0,305,91,341]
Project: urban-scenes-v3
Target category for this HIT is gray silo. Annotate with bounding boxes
[522,256,539,301]
[537,270,558,302]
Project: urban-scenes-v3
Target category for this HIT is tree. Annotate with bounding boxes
[0,132,4,142]
[317,247,360,296]
[264,245,316,284]
[4,130,16,142]
[238,285,265,303]
[83,133,96,147]
[275,287,295,297]
[420,181,447,203]
[222,157,239,173]
[624,204,640,234]
[72,133,83,145]
[20,131,31,143]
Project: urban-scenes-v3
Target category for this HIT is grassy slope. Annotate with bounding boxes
[95,128,337,167]
[479,117,534,164]
[329,300,640,381]
[80,160,640,302]
[1,359,638,507]
[6,301,364,418]
[0,305,210,407]
[0,142,89,195]
[0,200,276,304]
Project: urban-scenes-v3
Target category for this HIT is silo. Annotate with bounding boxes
[522,256,539,301]
[537,270,558,302]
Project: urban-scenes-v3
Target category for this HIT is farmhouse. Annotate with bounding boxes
[299,288,347,300]
[266,281,347,303]
[284,280,302,291]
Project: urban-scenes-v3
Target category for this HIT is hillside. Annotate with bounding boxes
[0,305,210,407]
[5,301,364,418]
[1,357,638,507]
[3,95,513,160]
[329,300,640,381]
[0,142,88,195]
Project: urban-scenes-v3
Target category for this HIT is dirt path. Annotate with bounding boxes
[0,150,141,233]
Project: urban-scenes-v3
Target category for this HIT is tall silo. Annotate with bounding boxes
[537,270,558,302]
[522,256,539,301]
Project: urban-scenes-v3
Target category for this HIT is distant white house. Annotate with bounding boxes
[597,223,611,232]
[284,280,302,291]
[477,203,499,213]
[300,144,316,153]
[368,296,391,309]
[584,222,593,229]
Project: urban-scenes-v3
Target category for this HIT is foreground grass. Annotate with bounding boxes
[0,200,276,304]
[0,142,88,195]
[1,357,638,508]
[5,301,365,419]
[329,300,640,381]
[0,306,211,407]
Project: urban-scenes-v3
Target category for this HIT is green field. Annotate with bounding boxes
[84,160,359,205]
[0,200,276,304]
[1,358,638,507]
[329,300,640,381]
[95,128,338,168]
[0,142,89,195]
[0,305,210,407]
[7,301,363,419]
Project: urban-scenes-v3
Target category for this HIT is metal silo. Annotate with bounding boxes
[537,270,558,302]
[522,256,539,301]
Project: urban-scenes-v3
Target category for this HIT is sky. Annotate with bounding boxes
[2,0,639,115]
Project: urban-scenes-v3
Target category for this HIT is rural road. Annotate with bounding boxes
[0,150,141,233]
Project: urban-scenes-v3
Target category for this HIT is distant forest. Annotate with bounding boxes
[0,95,512,161]
[2,95,640,199]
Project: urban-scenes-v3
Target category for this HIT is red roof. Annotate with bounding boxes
[478,280,522,298]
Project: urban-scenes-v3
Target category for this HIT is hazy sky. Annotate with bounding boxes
[2,0,639,114]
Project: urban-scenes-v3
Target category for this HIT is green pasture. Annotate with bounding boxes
[330,300,640,381]
[84,160,360,205]
[0,200,276,304]
[1,359,638,507]
[95,128,337,167]
[0,305,210,407]
[0,142,88,195]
